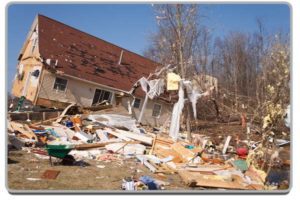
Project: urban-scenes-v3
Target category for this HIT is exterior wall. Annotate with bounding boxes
[11,24,42,102]
[121,96,172,127]
[36,70,172,127]
[37,70,117,108]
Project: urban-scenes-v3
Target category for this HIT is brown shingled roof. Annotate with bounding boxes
[38,14,160,92]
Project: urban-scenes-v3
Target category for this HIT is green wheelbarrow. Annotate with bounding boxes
[45,144,75,166]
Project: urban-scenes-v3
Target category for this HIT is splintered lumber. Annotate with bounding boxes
[178,170,247,190]
[171,142,195,163]
[56,103,76,123]
[115,129,153,145]
[149,135,157,155]
[74,140,130,150]
[156,136,174,146]
[154,147,183,163]
[185,165,232,173]
[9,121,38,141]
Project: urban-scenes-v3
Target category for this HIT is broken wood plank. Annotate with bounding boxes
[105,128,132,141]
[74,140,127,150]
[154,147,183,163]
[178,170,247,190]
[171,142,195,163]
[149,135,157,155]
[55,103,76,123]
[115,129,153,145]
[9,121,37,141]
[184,165,233,173]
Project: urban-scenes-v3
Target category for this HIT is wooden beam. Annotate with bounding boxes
[115,129,153,145]
[105,128,132,142]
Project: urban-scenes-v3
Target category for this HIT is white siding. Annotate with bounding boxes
[38,71,116,107]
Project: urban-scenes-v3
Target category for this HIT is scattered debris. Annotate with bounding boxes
[41,170,60,180]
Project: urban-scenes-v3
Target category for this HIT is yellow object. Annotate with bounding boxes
[167,73,181,91]
[86,124,93,130]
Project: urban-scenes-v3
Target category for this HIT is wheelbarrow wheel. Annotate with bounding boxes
[62,155,75,166]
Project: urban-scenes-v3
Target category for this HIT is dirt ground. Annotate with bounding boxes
[7,121,290,191]
[7,147,188,191]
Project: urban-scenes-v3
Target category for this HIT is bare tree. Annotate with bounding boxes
[144,4,203,141]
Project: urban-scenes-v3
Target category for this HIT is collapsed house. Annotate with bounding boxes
[8,15,290,192]
[11,14,176,126]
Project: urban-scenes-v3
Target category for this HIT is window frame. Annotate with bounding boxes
[152,103,162,118]
[53,77,68,92]
[92,88,112,106]
[133,98,141,109]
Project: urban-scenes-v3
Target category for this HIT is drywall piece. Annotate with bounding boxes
[136,155,157,172]
[96,129,109,142]
[105,142,145,155]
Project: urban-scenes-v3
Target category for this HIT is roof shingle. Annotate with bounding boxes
[38,14,160,92]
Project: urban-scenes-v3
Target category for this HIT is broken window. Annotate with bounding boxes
[133,98,141,109]
[152,104,162,117]
[53,77,68,92]
[92,89,112,105]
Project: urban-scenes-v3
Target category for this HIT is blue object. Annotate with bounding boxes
[139,176,158,190]
[185,145,194,149]
[233,159,248,171]
[32,130,48,135]
[65,120,73,128]
[46,128,60,138]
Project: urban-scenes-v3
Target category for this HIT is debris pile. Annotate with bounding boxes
[7,103,290,191]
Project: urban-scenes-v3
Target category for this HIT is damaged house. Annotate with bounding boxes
[11,14,172,126]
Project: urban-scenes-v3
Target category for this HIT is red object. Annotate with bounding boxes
[38,15,159,97]
[236,147,248,158]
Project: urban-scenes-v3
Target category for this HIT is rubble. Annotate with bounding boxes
[8,72,290,190]
[7,94,290,191]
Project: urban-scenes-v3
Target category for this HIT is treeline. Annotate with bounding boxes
[144,4,290,128]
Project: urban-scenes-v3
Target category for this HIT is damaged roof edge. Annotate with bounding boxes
[17,14,39,61]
